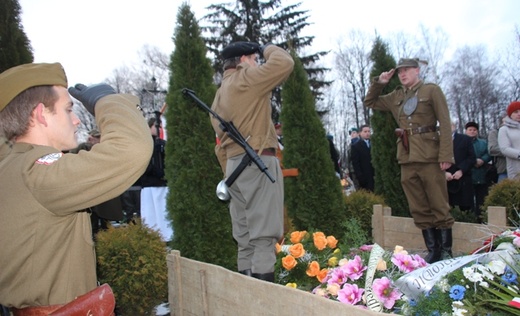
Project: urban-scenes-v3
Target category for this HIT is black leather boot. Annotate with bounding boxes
[252,272,275,282]
[440,228,453,260]
[239,269,252,277]
[422,228,441,263]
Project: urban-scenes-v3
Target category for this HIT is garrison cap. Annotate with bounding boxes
[396,58,420,69]
[0,62,67,112]
[222,41,260,60]
[349,127,358,135]
[465,121,479,130]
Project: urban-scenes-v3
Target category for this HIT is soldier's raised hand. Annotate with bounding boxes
[378,69,395,84]
[68,83,116,116]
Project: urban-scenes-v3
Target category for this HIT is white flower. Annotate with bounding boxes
[479,281,489,288]
[438,278,450,292]
[452,301,468,316]
[463,266,483,283]
[487,259,506,275]
[475,264,494,280]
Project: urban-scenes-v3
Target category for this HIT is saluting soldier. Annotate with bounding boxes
[0,63,152,314]
[211,42,293,282]
[363,58,455,263]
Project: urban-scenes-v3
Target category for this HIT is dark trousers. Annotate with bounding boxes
[120,187,141,223]
[473,183,489,218]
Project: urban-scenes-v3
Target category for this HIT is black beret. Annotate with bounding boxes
[465,121,479,130]
[222,41,260,60]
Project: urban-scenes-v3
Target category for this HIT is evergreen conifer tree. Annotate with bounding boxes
[165,3,236,270]
[0,0,33,72]
[281,50,346,237]
[368,36,409,217]
[202,0,330,118]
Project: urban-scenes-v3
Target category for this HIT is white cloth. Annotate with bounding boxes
[140,186,172,241]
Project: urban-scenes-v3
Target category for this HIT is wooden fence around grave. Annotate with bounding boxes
[166,250,386,316]
[165,206,510,315]
[372,205,510,254]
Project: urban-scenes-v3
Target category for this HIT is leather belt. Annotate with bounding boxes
[258,148,276,156]
[11,304,63,316]
[404,125,437,136]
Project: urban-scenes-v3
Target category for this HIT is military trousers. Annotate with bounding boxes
[226,153,284,274]
[400,162,454,230]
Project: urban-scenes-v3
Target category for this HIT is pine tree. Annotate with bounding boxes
[282,50,346,237]
[202,0,330,120]
[0,0,33,72]
[368,36,409,217]
[165,3,236,270]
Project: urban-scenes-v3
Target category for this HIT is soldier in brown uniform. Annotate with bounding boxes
[364,58,455,263]
[0,63,152,314]
[211,42,293,282]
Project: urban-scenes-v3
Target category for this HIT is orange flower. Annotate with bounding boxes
[306,261,320,277]
[275,243,281,254]
[289,243,305,258]
[313,234,327,250]
[290,231,307,244]
[317,268,329,283]
[326,235,338,249]
[282,255,297,271]
[313,231,326,239]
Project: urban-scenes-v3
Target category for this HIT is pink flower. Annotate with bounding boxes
[391,253,417,273]
[513,236,520,248]
[342,255,367,281]
[337,283,364,305]
[372,277,402,309]
[327,267,348,286]
[359,244,373,252]
[411,254,428,268]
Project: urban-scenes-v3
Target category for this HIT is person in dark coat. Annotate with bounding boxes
[327,134,342,178]
[446,122,476,212]
[351,125,375,191]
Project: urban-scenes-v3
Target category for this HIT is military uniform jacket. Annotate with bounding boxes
[0,94,153,308]
[211,45,294,173]
[364,79,454,165]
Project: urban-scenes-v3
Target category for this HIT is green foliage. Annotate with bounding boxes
[343,190,386,243]
[165,3,236,270]
[451,206,479,223]
[281,50,346,238]
[0,0,33,72]
[483,179,520,226]
[95,221,168,315]
[339,218,369,249]
[368,36,410,217]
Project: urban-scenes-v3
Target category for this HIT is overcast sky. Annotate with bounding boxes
[17,0,519,86]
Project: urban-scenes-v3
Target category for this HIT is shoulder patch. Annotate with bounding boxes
[35,152,63,165]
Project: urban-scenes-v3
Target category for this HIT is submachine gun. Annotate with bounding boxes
[182,88,275,201]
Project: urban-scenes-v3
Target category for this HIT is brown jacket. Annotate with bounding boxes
[364,78,454,165]
[211,45,294,173]
[0,94,153,308]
